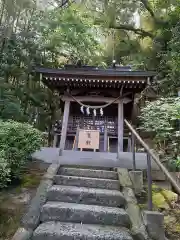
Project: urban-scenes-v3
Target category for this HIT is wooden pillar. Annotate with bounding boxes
[59,100,70,154]
[53,134,58,147]
[73,127,80,150]
[104,126,108,152]
[118,100,124,153]
[128,133,132,152]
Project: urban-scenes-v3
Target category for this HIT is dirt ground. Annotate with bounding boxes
[0,160,48,240]
[164,208,180,240]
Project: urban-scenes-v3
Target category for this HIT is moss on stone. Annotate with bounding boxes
[21,173,41,188]
[152,184,177,210]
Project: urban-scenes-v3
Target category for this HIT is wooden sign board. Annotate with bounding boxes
[78,129,100,150]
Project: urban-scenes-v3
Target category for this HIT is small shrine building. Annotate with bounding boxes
[36,64,155,155]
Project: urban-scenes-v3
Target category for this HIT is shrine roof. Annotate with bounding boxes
[35,65,156,92]
[35,65,156,78]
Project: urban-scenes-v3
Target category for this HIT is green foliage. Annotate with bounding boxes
[168,156,180,172]
[0,0,179,172]
[0,120,43,182]
[0,150,11,188]
[139,97,180,160]
[0,1,103,132]
[159,22,180,95]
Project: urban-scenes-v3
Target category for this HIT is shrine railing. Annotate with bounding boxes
[53,120,130,137]
[124,119,180,210]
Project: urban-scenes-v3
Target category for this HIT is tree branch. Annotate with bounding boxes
[109,23,154,38]
[140,0,156,19]
[140,0,167,25]
[56,0,75,8]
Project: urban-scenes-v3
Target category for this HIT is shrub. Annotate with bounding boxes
[0,150,11,188]
[139,97,180,161]
[0,120,43,181]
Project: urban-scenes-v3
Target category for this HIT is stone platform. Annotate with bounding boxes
[32,148,159,170]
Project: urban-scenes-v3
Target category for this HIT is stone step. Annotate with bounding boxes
[54,175,120,190]
[41,202,131,227]
[33,221,133,240]
[59,167,118,180]
[47,185,126,207]
[60,165,113,171]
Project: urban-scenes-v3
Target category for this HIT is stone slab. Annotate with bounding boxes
[54,175,120,190]
[33,221,133,240]
[41,201,130,227]
[59,167,118,180]
[47,185,126,207]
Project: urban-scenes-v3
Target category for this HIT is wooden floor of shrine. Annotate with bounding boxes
[32,148,159,170]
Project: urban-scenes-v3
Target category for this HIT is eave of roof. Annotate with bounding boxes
[35,67,156,78]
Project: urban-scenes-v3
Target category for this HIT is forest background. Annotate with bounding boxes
[0,0,180,179]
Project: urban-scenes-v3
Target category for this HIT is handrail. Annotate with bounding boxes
[124,119,180,196]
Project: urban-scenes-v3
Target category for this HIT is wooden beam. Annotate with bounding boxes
[59,100,70,154]
[70,89,121,97]
[61,95,131,104]
[118,100,124,153]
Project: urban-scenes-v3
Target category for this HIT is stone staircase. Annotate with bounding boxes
[32,166,134,240]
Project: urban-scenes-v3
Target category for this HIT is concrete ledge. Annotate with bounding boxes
[21,178,53,229]
[12,228,33,240]
[127,203,149,240]
[43,162,61,180]
[12,162,60,239]
[129,171,143,195]
[117,168,133,188]
[122,187,137,204]
[117,168,150,240]
[143,211,165,240]
[22,163,60,230]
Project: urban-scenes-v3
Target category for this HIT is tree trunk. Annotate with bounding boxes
[0,0,5,25]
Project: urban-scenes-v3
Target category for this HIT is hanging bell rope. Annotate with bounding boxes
[68,92,131,109]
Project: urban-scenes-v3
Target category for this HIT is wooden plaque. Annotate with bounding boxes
[78,129,100,150]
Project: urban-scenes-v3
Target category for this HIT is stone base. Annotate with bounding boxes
[143,211,165,240]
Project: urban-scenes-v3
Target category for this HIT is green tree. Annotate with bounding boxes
[0,1,102,137]
[139,97,180,161]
